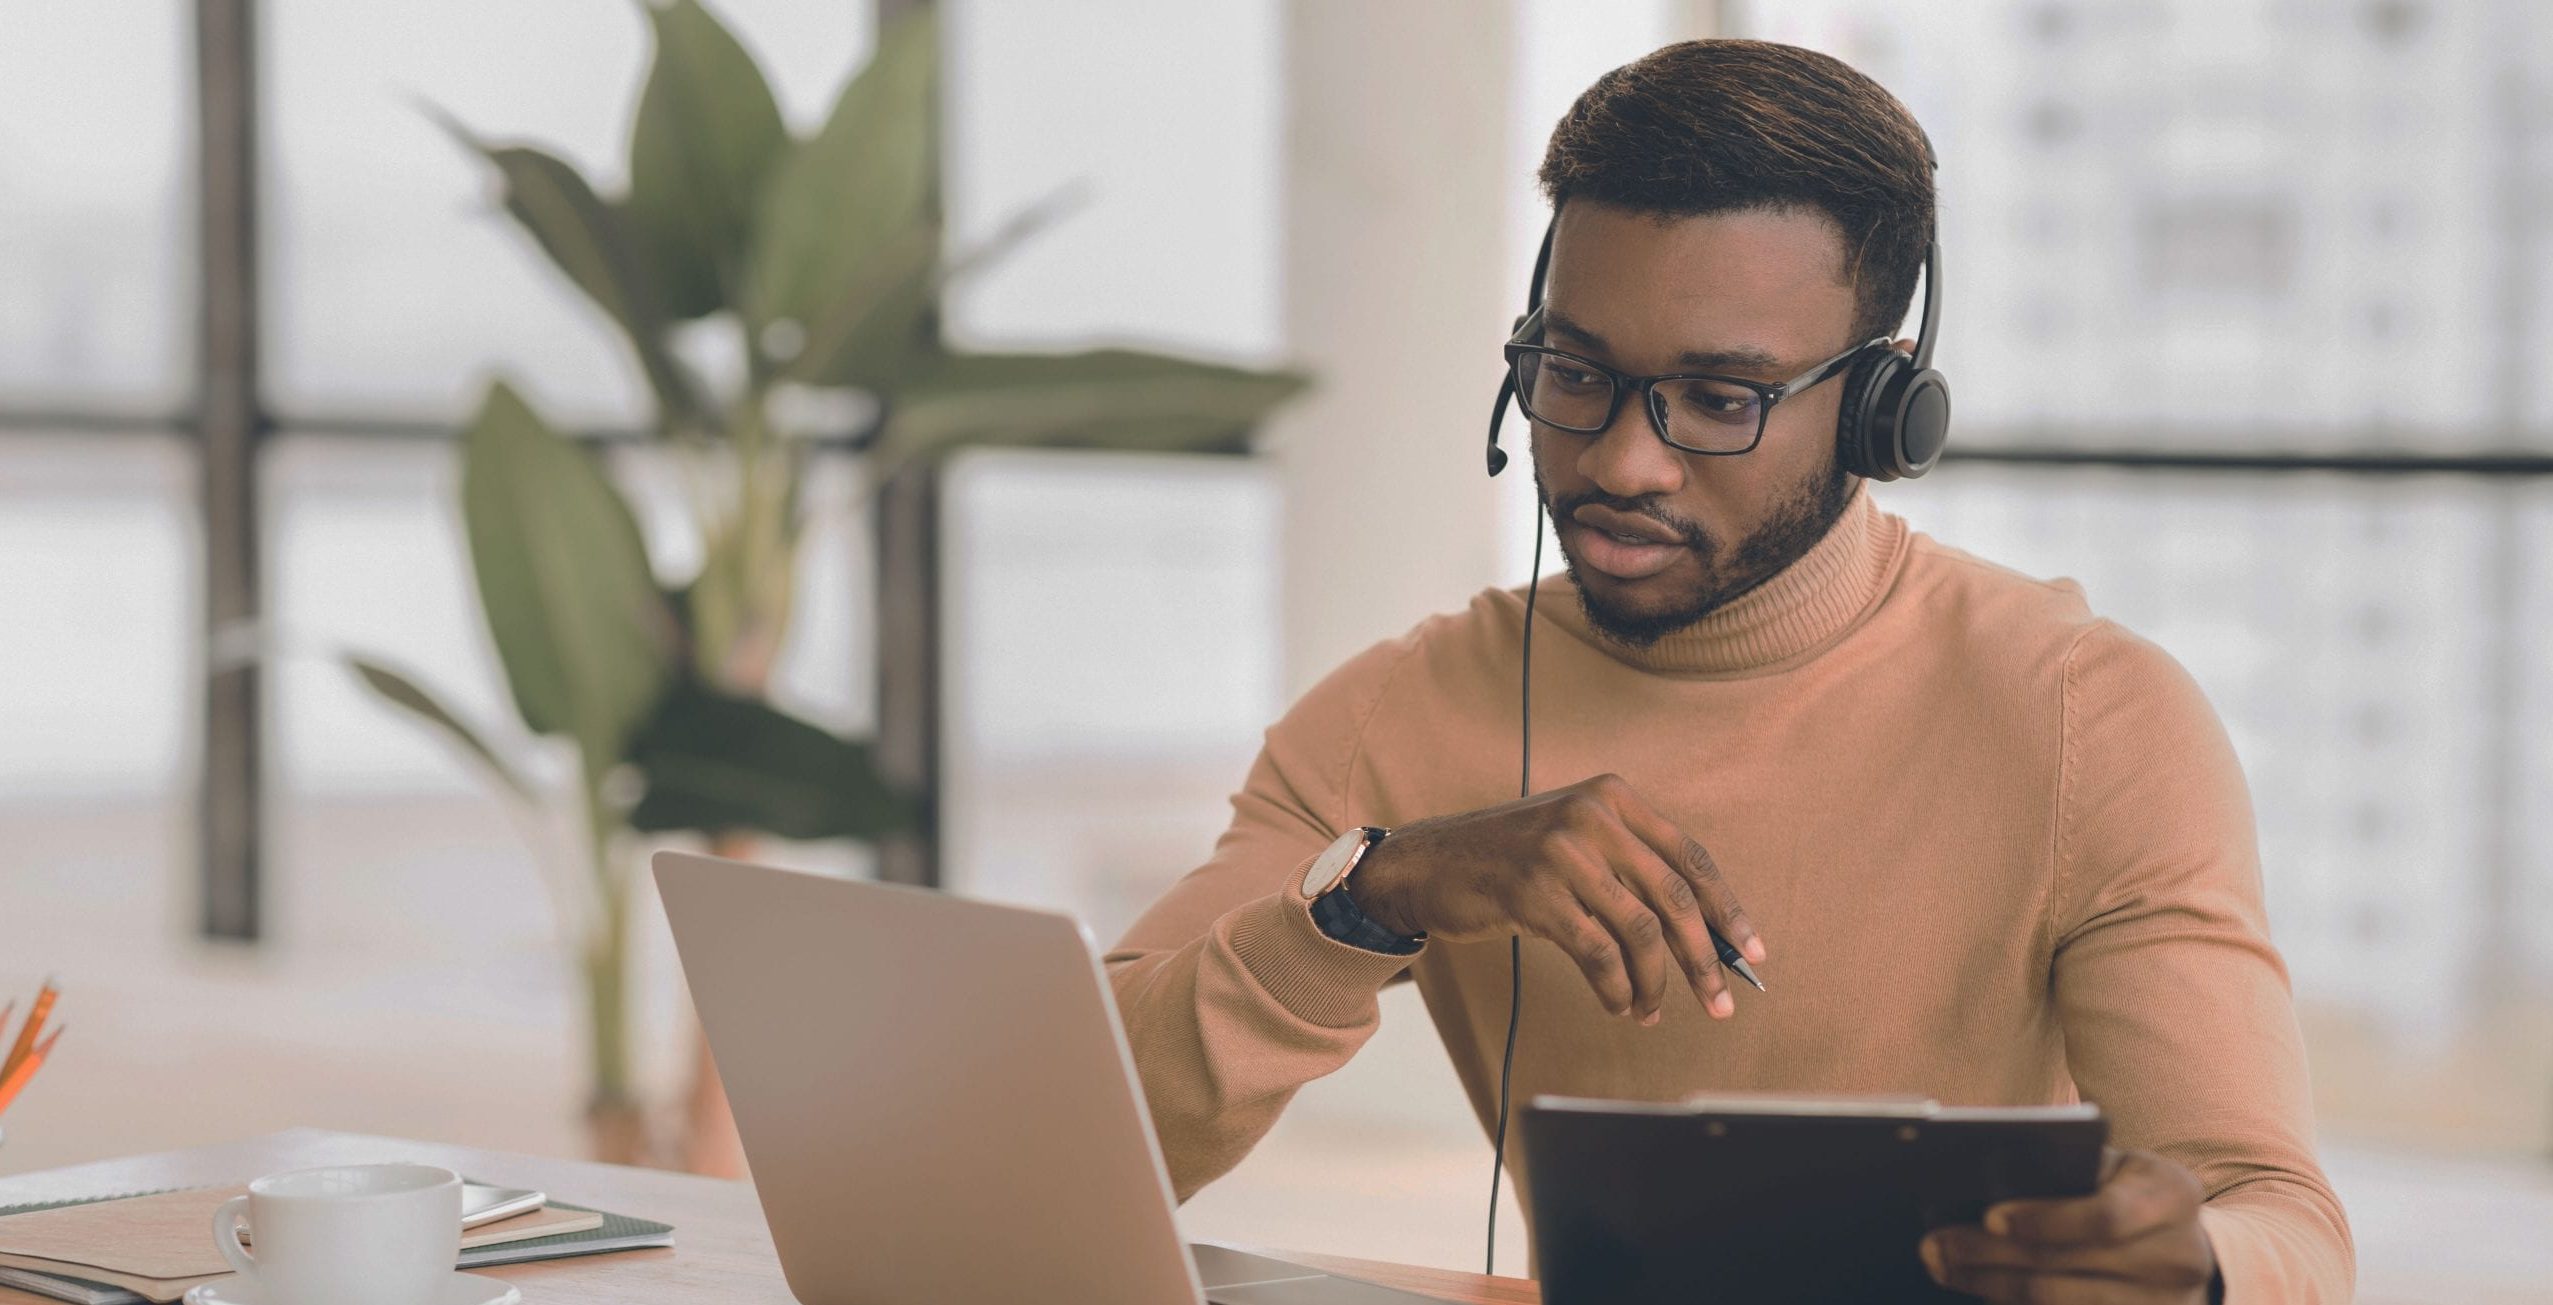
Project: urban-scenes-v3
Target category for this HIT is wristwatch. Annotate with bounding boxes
[1299,826,1424,955]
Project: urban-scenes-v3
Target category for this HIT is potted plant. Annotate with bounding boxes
[354,1,1307,1163]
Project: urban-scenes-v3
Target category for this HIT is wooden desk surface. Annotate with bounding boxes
[0,1130,1539,1304]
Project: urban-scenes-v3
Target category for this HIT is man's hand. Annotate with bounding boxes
[1921,1148,2219,1303]
[1346,773,1765,1024]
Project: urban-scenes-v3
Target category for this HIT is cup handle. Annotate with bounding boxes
[211,1195,256,1279]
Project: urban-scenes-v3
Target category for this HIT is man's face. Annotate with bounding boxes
[1529,201,1866,649]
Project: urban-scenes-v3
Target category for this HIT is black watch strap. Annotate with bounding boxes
[1310,878,1425,956]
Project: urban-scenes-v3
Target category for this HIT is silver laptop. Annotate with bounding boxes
[656,851,1445,1304]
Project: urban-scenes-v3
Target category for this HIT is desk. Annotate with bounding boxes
[0,1130,1539,1304]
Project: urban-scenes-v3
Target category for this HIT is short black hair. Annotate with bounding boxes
[1538,39,1935,346]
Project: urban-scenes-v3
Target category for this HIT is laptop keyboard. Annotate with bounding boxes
[1191,1245,1452,1304]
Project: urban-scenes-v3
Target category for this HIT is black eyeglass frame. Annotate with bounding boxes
[1502,306,1886,456]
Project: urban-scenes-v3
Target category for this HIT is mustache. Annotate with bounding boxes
[1544,490,1710,550]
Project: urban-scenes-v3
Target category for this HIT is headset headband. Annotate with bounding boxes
[1909,233,1940,370]
[1527,201,1937,360]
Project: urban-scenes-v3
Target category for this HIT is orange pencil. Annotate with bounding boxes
[0,1025,61,1117]
[1,977,55,1082]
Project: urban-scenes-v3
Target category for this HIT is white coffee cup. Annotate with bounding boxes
[212,1163,461,1305]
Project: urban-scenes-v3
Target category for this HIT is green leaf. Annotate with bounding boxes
[940,178,1090,289]
[427,108,701,424]
[626,0,789,320]
[783,217,942,390]
[874,349,1311,466]
[460,380,679,780]
[777,179,1088,393]
[624,678,909,841]
[743,8,939,382]
[343,654,538,803]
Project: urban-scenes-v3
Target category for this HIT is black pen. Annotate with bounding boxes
[1711,925,1766,992]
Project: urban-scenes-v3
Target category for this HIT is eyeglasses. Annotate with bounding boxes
[1503,311,1883,456]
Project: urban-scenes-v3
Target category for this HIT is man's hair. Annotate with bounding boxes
[1538,39,1935,347]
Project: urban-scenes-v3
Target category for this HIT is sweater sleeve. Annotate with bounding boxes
[1103,635,1424,1202]
[2049,621,2354,1302]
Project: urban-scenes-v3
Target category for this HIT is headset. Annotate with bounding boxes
[1475,195,1948,1277]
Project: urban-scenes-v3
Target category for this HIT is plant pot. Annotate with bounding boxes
[681,1032,748,1178]
[679,832,756,1178]
[585,1097,655,1167]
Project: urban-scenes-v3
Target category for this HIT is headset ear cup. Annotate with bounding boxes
[1894,369,1951,479]
[1834,347,1899,481]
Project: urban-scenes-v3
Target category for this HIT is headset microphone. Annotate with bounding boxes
[1476,187,1948,1279]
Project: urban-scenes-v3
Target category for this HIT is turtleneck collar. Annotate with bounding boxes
[1537,482,1908,678]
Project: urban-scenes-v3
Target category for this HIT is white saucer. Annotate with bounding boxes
[184,1272,520,1305]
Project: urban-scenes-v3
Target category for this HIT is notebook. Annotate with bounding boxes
[0,1185,672,1305]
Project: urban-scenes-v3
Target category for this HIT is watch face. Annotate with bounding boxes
[1301,829,1366,899]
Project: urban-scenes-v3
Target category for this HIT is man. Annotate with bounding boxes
[1106,40,2351,1303]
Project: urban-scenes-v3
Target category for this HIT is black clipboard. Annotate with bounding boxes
[1521,1094,2108,1305]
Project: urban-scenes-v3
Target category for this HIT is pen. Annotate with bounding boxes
[1709,926,1766,992]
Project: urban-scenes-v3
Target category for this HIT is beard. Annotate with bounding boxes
[1540,459,1856,651]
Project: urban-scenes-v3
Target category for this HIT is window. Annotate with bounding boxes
[1733,0,2553,1156]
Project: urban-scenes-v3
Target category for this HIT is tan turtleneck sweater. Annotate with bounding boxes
[1105,485,2351,1301]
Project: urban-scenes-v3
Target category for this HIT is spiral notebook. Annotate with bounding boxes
[0,1184,672,1305]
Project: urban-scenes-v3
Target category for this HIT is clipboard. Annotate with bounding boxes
[1520,1093,2107,1305]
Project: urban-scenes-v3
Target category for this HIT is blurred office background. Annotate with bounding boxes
[4,1,2551,1299]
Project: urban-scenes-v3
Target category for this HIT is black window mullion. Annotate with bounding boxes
[195,0,266,941]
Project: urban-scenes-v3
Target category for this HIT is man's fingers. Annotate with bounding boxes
[1566,868,1674,1022]
[1596,827,1733,1017]
[1926,1264,2167,1305]
[1524,888,1636,1016]
[1925,1223,2208,1280]
[1924,1151,2216,1299]
[1594,778,1767,966]
[1675,833,1765,964]
[1987,1150,2200,1247]
[1550,775,1753,1020]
